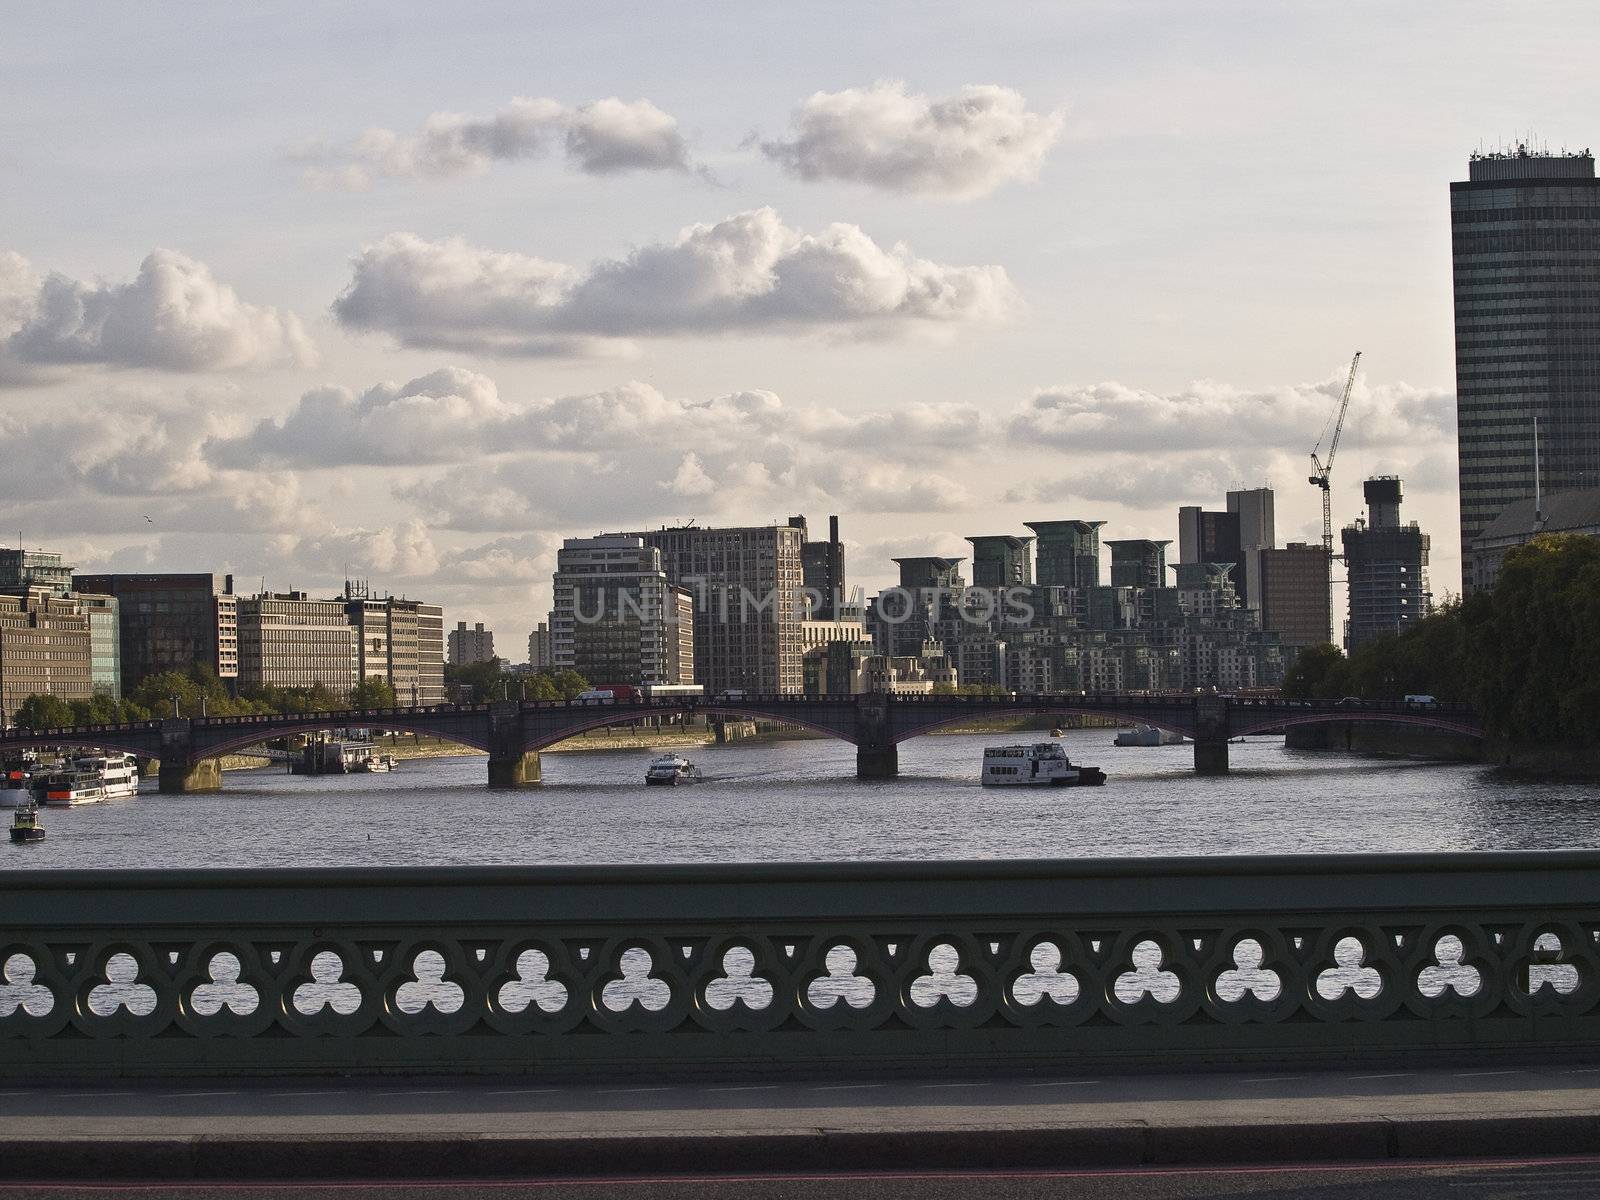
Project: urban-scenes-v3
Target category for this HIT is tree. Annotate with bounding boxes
[1281,644,1347,699]
[12,694,76,729]
[349,677,398,709]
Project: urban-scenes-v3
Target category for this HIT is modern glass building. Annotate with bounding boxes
[1451,145,1600,591]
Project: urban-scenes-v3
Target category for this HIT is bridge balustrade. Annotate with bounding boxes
[0,852,1594,1080]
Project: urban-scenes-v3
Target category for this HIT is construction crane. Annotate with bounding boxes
[1309,351,1362,559]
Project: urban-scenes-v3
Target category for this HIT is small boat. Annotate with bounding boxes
[1114,725,1185,747]
[646,753,702,786]
[1049,727,1064,738]
[355,754,398,773]
[982,743,1106,787]
[10,803,45,844]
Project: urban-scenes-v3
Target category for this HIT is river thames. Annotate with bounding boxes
[6,729,1597,870]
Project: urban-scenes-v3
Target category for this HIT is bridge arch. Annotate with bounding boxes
[519,702,861,752]
[888,704,1195,745]
[1230,710,1484,739]
[196,719,493,760]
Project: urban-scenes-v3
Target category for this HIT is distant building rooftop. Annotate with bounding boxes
[1467,143,1594,181]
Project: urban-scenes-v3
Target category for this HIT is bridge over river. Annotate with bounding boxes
[0,692,1484,793]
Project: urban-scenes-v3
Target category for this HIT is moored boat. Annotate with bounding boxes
[1113,725,1185,747]
[645,753,702,786]
[37,769,107,806]
[981,743,1106,787]
[72,754,140,798]
[1,753,37,808]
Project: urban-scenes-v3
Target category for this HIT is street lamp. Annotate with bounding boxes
[170,695,180,718]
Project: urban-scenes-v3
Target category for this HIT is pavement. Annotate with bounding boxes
[4,1063,1600,1190]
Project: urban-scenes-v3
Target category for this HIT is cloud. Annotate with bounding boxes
[295,96,694,189]
[761,82,1064,199]
[1010,375,1453,455]
[0,250,315,383]
[331,210,1016,355]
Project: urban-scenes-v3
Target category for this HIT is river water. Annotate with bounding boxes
[7,730,1598,870]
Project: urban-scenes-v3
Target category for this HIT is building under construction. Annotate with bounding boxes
[1342,477,1431,652]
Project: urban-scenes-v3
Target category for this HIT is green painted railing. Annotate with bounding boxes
[1,852,1596,1078]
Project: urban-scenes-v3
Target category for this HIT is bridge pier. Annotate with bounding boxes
[1193,738,1230,776]
[158,758,221,795]
[1192,695,1229,775]
[856,745,899,779]
[488,750,541,789]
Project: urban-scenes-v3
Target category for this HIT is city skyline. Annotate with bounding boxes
[3,4,1596,649]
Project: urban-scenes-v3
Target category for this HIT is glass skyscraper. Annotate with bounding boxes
[1451,145,1600,591]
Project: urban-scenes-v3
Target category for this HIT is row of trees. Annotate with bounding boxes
[10,660,593,730]
[1283,532,1600,747]
[443,659,591,703]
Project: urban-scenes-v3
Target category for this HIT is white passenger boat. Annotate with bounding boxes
[39,769,107,806]
[645,753,702,786]
[38,754,140,806]
[355,754,398,773]
[76,754,140,799]
[981,743,1106,787]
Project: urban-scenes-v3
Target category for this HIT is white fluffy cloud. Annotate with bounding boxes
[296,96,694,189]
[761,82,1065,199]
[0,250,314,383]
[331,210,1017,355]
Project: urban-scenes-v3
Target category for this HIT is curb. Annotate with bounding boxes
[6,1114,1600,1181]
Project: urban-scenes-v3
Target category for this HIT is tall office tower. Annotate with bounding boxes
[1106,540,1171,590]
[789,514,847,619]
[605,527,779,693]
[71,573,239,689]
[966,536,1033,590]
[344,590,446,704]
[1342,477,1432,652]
[550,536,695,687]
[626,524,803,694]
[1226,487,1275,609]
[235,593,358,694]
[1259,542,1333,651]
[1452,145,1600,590]
[528,622,553,671]
[448,621,496,666]
[1177,507,1240,568]
[1026,520,1104,588]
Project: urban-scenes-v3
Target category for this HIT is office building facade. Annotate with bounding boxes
[1451,146,1600,590]
[550,537,696,687]
[1259,542,1333,652]
[1343,477,1432,651]
[0,589,94,722]
[71,573,239,688]
[236,593,357,694]
[789,514,846,620]
[623,524,804,694]
[346,593,446,704]
[0,549,74,595]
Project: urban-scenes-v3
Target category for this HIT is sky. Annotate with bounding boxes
[3,1,1597,656]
